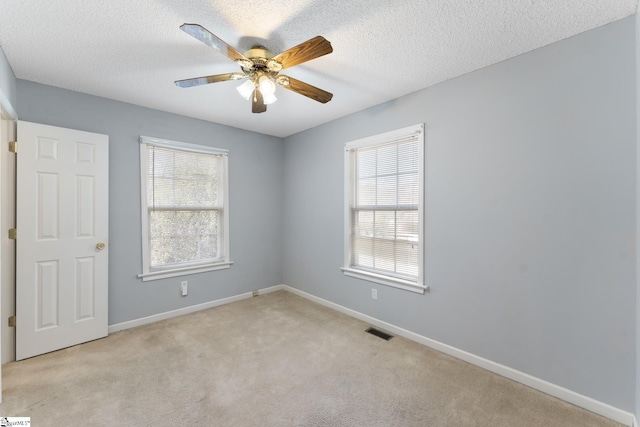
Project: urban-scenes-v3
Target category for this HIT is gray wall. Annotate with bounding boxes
[16,81,284,325]
[283,17,636,412]
[636,11,640,421]
[0,46,16,116]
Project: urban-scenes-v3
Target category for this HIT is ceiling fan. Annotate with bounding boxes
[175,24,333,113]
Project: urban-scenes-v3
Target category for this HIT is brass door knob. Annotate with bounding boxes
[96,242,106,251]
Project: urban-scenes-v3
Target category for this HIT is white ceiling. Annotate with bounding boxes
[0,1,637,138]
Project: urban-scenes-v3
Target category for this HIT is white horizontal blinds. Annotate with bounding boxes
[351,135,420,280]
[146,144,224,269]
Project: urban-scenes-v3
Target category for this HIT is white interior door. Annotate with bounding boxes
[16,121,108,360]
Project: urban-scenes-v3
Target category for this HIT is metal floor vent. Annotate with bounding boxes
[366,327,393,341]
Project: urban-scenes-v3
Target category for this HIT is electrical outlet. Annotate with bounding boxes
[371,288,378,300]
[181,281,188,296]
[252,290,259,297]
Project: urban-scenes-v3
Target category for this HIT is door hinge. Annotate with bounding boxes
[8,315,15,327]
[8,141,17,153]
[8,228,16,240]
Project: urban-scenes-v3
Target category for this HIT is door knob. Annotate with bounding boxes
[96,242,106,251]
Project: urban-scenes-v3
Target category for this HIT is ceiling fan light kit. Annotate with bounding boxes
[236,79,255,100]
[175,23,334,114]
[258,75,276,96]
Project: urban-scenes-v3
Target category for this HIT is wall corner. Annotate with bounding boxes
[635,10,640,423]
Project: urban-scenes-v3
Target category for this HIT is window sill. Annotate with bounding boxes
[341,267,427,294]
[139,261,233,282]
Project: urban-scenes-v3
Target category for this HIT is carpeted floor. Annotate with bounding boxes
[0,290,624,426]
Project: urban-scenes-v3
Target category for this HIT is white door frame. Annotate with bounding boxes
[0,106,16,364]
[0,103,17,403]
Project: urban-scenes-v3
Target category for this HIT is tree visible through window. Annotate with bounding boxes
[139,136,230,281]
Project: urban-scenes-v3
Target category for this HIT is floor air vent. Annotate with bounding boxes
[366,327,393,341]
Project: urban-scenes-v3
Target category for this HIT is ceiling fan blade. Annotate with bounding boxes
[175,73,245,88]
[252,89,267,113]
[271,36,332,70]
[279,76,333,104]
[180,23,249,63]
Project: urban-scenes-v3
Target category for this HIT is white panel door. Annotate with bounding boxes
[16,121,108,360]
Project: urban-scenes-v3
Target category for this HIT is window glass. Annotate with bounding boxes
[139,137,230,281]
[343,124,425,293]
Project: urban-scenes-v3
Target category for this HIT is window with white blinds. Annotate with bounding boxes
[343,124,425,294]
[138,136,231,281]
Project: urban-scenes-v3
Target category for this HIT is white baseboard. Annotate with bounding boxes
[108,284,285,334]
[282,285,636,427]
[632,415,638,427]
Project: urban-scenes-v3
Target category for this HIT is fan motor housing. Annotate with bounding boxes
[240,46,280,74]
[244,46,274,60]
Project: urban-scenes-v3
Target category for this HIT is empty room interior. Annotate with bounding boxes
[0,1,640,426]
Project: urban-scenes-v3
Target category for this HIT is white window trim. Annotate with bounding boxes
[343,124,427,294]
[138,136,231,282]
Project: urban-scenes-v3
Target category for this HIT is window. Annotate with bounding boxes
[342,124,426,294]
[138,136,231,281]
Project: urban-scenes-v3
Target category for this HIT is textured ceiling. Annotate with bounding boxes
[0,1,637,137]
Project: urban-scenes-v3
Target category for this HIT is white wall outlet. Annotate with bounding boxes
[180,281,188,296]
[371,288,378,300]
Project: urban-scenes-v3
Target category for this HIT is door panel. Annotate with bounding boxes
[16,121,108,360]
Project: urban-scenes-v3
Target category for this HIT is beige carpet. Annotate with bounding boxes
[0,290,624,426]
